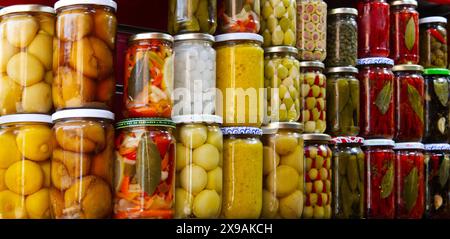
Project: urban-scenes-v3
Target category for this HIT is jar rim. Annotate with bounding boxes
[54,0,117,11]
[129,32,174,43]
[392,64,424,72]
[301,133,331,142]
[0,114,52,125]
[394,142,425,150]
[328,8,358,16]
[174,33,215,43]
[0,4,55,16]
[116,118,175,129]
[264,46,298,55]
[419,16,447,24]
[390,0,418,7]
[52,109,115,122]
[221,127,263,136]
[172,115,223,124]
[262,122,304,134]
[325,66,358,74]
[299,61,325,69]
[215,33,263,44]
[363,139,395,147]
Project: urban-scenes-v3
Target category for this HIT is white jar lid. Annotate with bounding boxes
[0,114,52,125]
[172,115,223,124]
[215,33,263,44]
[363,139,395,147]
[52,109,115,122]
[0,4,55,16]
[394,142,425,150]
[419,16,447,25]
[55,0,117,11]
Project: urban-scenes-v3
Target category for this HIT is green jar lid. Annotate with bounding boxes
[116,118,176,129]
[423,68,450,76]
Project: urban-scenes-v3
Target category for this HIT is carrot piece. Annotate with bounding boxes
[120,176,130,194]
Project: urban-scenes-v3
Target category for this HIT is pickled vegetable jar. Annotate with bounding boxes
[390,0,419,64]
[261,122,304,219]
[300,61,326,133]
[357,58,395,139]
[222,127,263,218]
[331,136,364,219]
[419,17,448,68]
[260,0,296,47]
[393,64,424,142]
[424,144,450,219]
[216,33,264,127]
[364,139,395,219]
[325,8,358,67]
[393,142,425,219]
[173,115,223,219]
[0,114,53,219]
[114,118,176,219]
[50,109,115,219]
[53,0,117,110]
[296,0,327,61]
[423,68,450,143]
[325,67,359,136]
[0,5,55,115]
[303,134,332,219]
[357,0,390,58]
[168,0,217,35]
[218,0,260,33]
[264,46,300,122]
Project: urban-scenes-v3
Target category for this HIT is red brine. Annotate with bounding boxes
[390,3,419,64]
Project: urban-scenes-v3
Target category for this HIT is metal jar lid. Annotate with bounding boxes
[419,16,447,25]
[392,64,424,72]
[325,66,358,74]
[299,61,325,69]
[301,133,331,142]
[221,127,263,136]
[328,8,358,16]
[357,57,394,66]
[116,118,176,129]
[215,33,264,44]
[424,144,450,151]
[55,0,117,11]
[174,33,215,43]
[264,46,298,55]
[0,4,55,16]
[423,68,450,76]
[129,32,174,43]
[394,142,424,150]
[363,139,395,147]
[390,0,418,7]
[0,114,52,125]
[262,122,304,134]
[332,136,364,145]
[172,115,223,125]
[52,109,115,122]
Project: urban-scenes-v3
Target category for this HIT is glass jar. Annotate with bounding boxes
[390,1,419,64]
[325,8,358,67]
[424,144,450,219]
[222,127,263,219]
[393,142,425,219]
[331,136,364,219]
[423,68,450,143]
[261,122,304,219]
[53,0,117,110]
[0,5,55,115]
[218,0,260,33]
[296,0,327,61]
[50,109,115,219]
[215,33,265,127]
[124,33,174,118]
[303,134,332,219]
[363,139,395,219]
[325,67,359,137]
[357,57,395,139]
[357,0,390,58]
[173,115,223,219]
[419,17,448,68]
[114,118,176,219]
[264,46,300,123]
[168,0,217,35]
[0,114,53,219]
[173,34,216,117]
[393,64,424,142]
[300,61,326,133]
[260,0,296,47]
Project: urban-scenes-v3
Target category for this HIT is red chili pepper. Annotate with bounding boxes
[429,28,446,44]
[123,151,137,161]
[153,133,171,158]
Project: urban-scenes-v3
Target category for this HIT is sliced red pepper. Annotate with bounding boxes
[123,151,137,161]
[153,133,171,158]
[429,28,446,44]
[128,106,158,117]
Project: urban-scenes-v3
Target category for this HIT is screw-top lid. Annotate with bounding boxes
[299,61,325,69]
[116,118,176,129]
[129,32,174,43]
[55,0,117,11]
[0,114,52,125]
[0,4,55,16]
[172,115,223,124]
[301,133,331,142]
[215,33,264,44]
[357,57,394,66]
[328,8,358,16]
[332,136,364,145]
[390,0,418,7]
[424,144,450,151]
[52,109,114,122]
[221,127,263,136]
[174,33,215,43]
[262,122,304,134]
[363,139,395,147]
[264,46,298,55]
[392,64,424,72]
[394,142,425,150]
[423,68,450,76]
[419,16,447,25]
[325,66,358,74]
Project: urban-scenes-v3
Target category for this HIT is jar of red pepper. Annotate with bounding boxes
[357,0,390,58]
[419,17,448,68]
[390,0,419,64]
[363,139,395,219]
[393,142,425,219]
[393,64,424,142]
[357,57,395,139]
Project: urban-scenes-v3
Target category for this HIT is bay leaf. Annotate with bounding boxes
[127,53,150,101]
[439,157,449,188]
[407,84,424,123]
[403,167,419,212]
[381,161,394,199]
[405,17,416,51]
[375,82,392,115]
[136,133,162,196]
[434,81,449,107]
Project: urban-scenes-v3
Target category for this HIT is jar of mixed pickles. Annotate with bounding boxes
[423,68,450,143]
[303,133,332,219]
[0,5,55,115]
[168,0,217,35]
[296,0,327,61]
[300,61,326,133]
[325,66,359,137]
[264,46,300,123]
[0,114,53,219]
[215,33,264,127]
[114,118,176,219]
[393,142,425,219]
[331,136,364,219]
[419,17,448,68]
[261,122,304,219]
[424,144,450,219]
[221,127,263,219]
[173,115,223,219]
[218,0,260,33]
[174,34,215,117]
[260,0,296,47]
[363,139,395,219]
[53,0,117,110]
[325,8,358,67]
[390,0,419,64]
[357,58,395,139]
[50,109,115,219]
[393,64,424,142]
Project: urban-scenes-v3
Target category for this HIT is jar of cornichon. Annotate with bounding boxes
[325,8,358,67]
[300,61,326,134]
[422,68,450,143]
[173,115,223,219]
[419,17,448,68]
[264,46,300,123]
[168,0,217,35]
[260,0,296,47]
[221,127,263,219]
[261,122,304,219]
[390,0,419,64]
[325,66,359,137]
[303,133,332,219]
[331,136,364,219]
